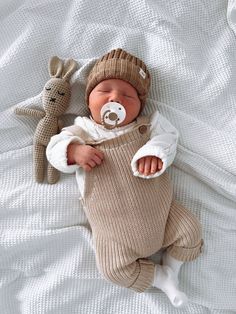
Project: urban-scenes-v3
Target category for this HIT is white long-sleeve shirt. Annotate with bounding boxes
[46,111,179,198]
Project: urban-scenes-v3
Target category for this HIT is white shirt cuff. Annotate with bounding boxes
[46,136,82,174]
[131,145,168,179]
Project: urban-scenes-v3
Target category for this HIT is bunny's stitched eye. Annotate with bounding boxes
[58,91,65,96]
[45,87,51,91]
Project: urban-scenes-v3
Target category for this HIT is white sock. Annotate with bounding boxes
[162,252,184,282]
[152,265,188,308]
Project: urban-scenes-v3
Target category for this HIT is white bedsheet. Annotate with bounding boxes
[1,0,236,313]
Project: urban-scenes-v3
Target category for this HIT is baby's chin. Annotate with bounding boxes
[118,116,139,126]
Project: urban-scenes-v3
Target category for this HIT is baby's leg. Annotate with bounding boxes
[95,237,155,292]
[160,200,203,304]
[163,200,203,263]
[95,236,188,307]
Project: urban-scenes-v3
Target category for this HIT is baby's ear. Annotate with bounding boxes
[62,59,78,82]
[48,56,63,78]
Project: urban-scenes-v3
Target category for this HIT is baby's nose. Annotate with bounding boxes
[109,97,120,103]
[109,92,120,103]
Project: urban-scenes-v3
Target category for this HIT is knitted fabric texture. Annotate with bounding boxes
[15,56,77,184]
[80,117,203,292]
[85,48,151,108]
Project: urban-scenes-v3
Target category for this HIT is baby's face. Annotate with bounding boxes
[88,79,141,126]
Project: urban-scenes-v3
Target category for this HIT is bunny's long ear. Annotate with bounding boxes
[62,59,78,82]
[49,56,63,78]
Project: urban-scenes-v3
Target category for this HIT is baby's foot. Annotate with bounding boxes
[153,265,188,308]
[165,285,188,308]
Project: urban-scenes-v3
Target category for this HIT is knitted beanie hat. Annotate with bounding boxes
[85,48,151,108]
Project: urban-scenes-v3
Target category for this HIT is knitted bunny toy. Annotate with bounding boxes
[15,56,77,184]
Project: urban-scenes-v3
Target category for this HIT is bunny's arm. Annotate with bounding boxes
[58,118,64,132]
[15,107,45,119]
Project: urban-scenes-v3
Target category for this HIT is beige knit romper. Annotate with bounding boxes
[80,117,203,292]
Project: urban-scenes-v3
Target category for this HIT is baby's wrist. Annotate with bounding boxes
[67,142,79,165]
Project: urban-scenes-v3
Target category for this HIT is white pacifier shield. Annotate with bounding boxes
[100,102,126,127]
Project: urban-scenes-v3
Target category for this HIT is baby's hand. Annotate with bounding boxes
[67,143,104,172]
[137,156,163,176]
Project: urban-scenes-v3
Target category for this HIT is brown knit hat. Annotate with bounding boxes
[85,48,151,108]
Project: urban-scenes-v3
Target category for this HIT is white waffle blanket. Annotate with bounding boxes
[1,0,236,313]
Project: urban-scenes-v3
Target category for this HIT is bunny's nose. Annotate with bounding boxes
[50,97,56,102]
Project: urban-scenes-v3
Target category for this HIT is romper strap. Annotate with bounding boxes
[136,115,151,126]
[64,115,151,146]
[64,125,95,143]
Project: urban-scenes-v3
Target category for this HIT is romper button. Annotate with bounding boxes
[138,125,147,134]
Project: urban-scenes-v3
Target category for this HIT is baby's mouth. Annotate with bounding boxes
[100,102,126,129]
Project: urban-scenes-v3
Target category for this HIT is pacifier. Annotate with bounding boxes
[100,102,126,129]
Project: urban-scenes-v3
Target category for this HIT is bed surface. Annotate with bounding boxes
[1,0,236,313]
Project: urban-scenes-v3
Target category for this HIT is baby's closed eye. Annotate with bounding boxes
[123,94,133,98]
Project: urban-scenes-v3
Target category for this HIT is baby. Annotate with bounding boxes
[46,48,203,307]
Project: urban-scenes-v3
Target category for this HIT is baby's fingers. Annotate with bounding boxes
[94,148,104,161]
[83,164,92,172]
[138,157,145,174]
[92,154,103,165]
[144,157,152,175]
[87,160,97,168]
[157,158,163,170]
[150,157,158,174]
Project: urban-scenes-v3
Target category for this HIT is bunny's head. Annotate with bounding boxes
[42,56,77,116]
